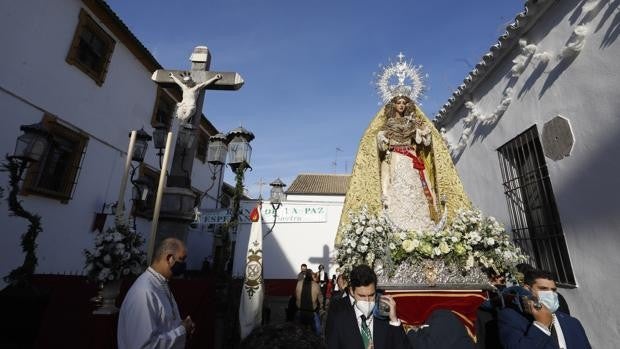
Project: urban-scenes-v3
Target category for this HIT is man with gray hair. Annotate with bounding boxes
[118,238,195,349]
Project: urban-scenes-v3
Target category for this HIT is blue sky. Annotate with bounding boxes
[106,0,524,198]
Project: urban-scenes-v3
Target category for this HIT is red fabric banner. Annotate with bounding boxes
[387,289,487,341]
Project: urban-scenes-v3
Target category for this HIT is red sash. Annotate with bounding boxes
[391,147,436,217]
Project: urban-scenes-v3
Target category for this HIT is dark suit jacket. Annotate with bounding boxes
[498,307,591,349]
[326,296,409,349]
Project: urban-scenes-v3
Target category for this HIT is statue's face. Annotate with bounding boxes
[394,98,407,114]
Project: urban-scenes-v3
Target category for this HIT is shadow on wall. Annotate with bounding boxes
[553,119,620,229]
[599,0,620,49]
[235,222,297,278]
[308,244,333,276]
[540,0,617,98]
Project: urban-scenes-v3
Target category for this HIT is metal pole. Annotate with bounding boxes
[116,131,137,222]
[147,131,174,264]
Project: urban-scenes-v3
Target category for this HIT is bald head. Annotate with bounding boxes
[153,238,185,263]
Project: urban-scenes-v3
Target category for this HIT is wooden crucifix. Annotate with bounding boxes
[151,45,244,188]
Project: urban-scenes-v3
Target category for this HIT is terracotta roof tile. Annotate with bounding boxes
[286,174,350,195]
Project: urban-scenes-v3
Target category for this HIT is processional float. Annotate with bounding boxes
[335,53,527,340]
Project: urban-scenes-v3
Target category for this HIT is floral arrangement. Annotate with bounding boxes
[84,216,146,283]
[337,206,393,274]
[337,207,527,278]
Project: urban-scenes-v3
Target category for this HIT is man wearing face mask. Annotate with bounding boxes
[498,269,591,349]
[325,264,408,349]
[118,238,195,349]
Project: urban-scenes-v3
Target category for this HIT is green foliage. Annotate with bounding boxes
[1,155,43,285]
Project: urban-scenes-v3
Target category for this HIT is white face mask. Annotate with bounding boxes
[537,290,560,313]
[355,300,375,317]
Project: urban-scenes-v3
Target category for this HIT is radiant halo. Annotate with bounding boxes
[375,52,427,105]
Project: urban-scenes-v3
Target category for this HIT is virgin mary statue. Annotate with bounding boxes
[335,54,471,246]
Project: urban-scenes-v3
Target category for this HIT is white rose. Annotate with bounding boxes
[361,236,370,245]
[376,226,384,233]
[485,237,495,246]
[358,245,368,253]
[402,240,415,253]
[365,226,375,233]
[411,239,420,248]
[433,247,442,256]
[439,241,450,254]
[389,242,396,250]
[399,232,407,240]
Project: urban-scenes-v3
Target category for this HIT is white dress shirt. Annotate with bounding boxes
[117,267,186,349]
[533,314,567,349]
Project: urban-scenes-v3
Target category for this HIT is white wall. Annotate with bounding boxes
[0,0,222,285]
[233,196,344,280]
[441,1,620,346]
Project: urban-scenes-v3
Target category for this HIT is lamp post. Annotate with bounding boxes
[265,178,286,236]
[116,129,151,222]
[191,133,228,219]
[2,122,51,284]
[222,126,254,274]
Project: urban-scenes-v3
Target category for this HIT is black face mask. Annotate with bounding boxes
[170,257,187,276]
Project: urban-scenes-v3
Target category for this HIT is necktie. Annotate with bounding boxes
[360,315,372,349]
[550,322,559,346]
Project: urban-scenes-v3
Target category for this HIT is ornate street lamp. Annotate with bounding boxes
[131,128,152,162]
[152,122,168,168]
[10,122,51,163]
[269,178,286,211]
[207,133,229,165]
[265,178,286,236]
[194,133,229,207]
[2,122,52,285]
[226,126,254,172]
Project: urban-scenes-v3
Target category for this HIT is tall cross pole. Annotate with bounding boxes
[255,178,267,200]
[149,45,244,250]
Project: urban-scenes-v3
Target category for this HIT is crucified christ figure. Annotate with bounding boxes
[169,72,223,123]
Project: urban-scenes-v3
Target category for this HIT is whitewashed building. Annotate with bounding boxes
[0,0,225,286]
[232,174,349,280]
[435,0,620,346]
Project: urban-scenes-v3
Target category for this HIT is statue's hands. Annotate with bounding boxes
[168,72,175,78]
[215,74,223,80]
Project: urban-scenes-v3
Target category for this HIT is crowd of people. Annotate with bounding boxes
[115,238,591,348]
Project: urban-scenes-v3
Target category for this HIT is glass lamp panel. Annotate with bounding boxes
[152,126,167,149]
[132,140,148,162]
[207,141,227,165]
[228,141,251,165]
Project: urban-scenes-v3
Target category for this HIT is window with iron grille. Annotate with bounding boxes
[497,126,576,286]
[66,9,115,85]
[23,114,89,203]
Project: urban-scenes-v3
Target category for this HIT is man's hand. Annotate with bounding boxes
[380,295,399,323]
[182,315,196,336]
[529,301,553,328]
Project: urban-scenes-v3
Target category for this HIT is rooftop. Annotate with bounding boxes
[286,174,350,195]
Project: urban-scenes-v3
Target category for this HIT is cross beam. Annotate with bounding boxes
[151,70,244,90]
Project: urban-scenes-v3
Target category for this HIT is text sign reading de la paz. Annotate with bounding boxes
[244,205,328,223]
